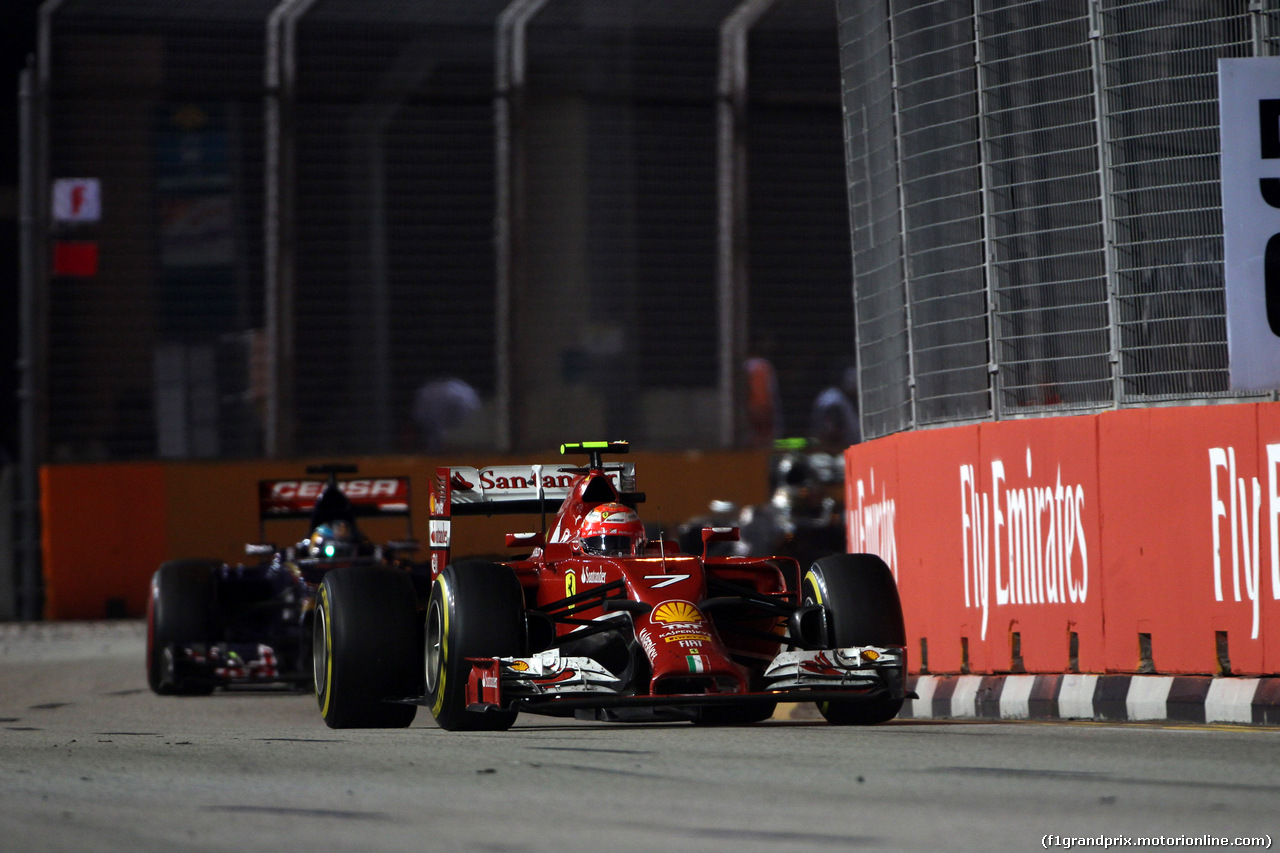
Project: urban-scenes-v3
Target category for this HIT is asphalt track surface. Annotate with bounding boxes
[2,621,1278,853]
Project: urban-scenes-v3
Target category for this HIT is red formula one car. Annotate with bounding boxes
[313,442,910,729]
[147,465,423,695]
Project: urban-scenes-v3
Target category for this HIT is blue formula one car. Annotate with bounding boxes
[146,464,426,695]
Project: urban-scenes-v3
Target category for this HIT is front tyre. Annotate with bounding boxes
[315,567,419,729]
[802,553,906,725]
[147,559,219,696]
[425,562,526,731]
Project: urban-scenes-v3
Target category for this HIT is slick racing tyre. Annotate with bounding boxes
[425,562,526,731]
[315,567,420,729]
[147,559,219,696]
[802,553,906,725]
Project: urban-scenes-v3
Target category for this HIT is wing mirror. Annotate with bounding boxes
[700,526,740,560]
[505,531,545,548]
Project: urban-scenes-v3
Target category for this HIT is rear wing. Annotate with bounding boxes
[428,462,636,573]
[256,475,413,541]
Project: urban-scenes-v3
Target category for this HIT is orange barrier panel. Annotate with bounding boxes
[1256,405,1280,674]
[41,463,168,620]
[976,416,1104,675]
[845,426,978,674]
[155,452,770,569]
[40,450,771,621]
[847,404,1280,676]
[1098,405,1277,675]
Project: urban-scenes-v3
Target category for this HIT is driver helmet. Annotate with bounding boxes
[309,519,358,558]
[577,502,645,557]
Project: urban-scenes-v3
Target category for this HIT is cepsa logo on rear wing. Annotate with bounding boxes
[258,477,412,519]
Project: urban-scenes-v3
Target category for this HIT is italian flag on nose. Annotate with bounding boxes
[686,655,707,673]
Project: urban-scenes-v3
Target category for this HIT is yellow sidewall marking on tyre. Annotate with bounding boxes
[430,577,450,717]
[803,570,823,605]
[803,570,831,713]
[318,585,334,718]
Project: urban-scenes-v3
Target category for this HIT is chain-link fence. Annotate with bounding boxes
[23,0,852,464]
[838,0,1280,440]
[37,0,275,461]
[31,1,1280,450]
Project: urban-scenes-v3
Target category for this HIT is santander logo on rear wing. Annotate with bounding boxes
[441,464,635,506]
[428,462,637,574]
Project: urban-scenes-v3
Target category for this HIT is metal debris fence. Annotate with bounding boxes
[837,0,1280,439]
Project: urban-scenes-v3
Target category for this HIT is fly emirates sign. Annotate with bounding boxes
[852,439,1279,646]
[1209,444,1280,640]
[959,449,1090,642]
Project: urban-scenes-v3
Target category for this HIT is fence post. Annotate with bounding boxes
[495,0,550,452]
[264,0,317,458]
[885,1,918,430]
[718,0,775,448]
[18,0,69,620]
[1088,0,1123,407]
[17,56,42,620]
[1251,0,1269,58]
[972,1,1002,421]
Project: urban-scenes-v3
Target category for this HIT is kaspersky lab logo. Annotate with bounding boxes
[650,601,712,649]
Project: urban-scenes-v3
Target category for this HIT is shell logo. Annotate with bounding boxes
[651,600,704,625]
[510,661,530,672]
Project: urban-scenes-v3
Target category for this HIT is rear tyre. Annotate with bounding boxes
[147,559,219,696]
[425,562,526,731]
[315,567,419,728]
[802,553,906,725]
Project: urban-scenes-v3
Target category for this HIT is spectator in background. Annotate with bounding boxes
[412,377,481,452]
[744,352,782,447]
[810,363,860,450]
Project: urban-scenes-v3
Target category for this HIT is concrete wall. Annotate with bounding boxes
[846,403,1280,677]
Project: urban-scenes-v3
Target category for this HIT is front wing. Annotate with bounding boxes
[157,641,309,688]
[458,645,912,717]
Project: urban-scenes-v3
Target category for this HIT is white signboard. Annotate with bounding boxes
[1220,58,1280,390]
[51,178,101,223]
